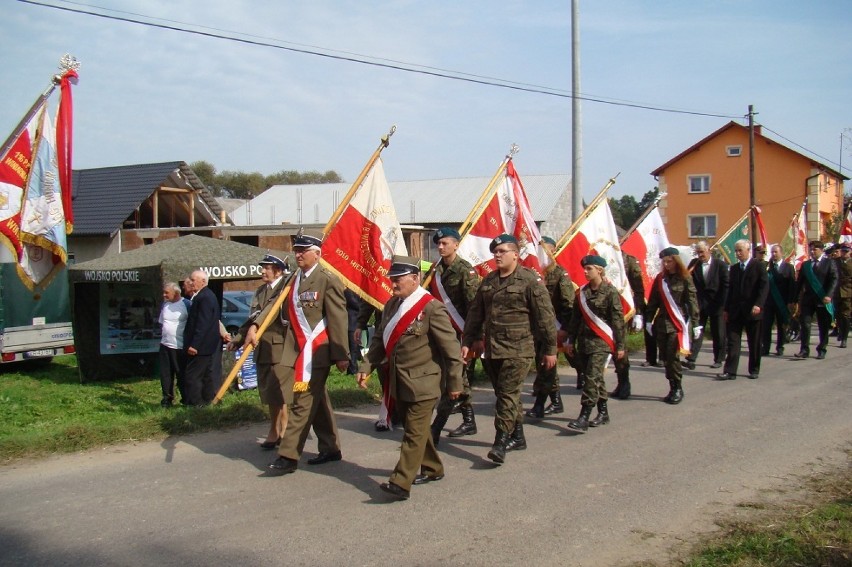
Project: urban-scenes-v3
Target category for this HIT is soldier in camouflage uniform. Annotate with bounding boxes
[526,236,574,419]
[565,255,626,432]
[426,227,482,444]
[462,234,556,464]
[644,247,700,404]
[834,244,851,348]
[610,251,644,400]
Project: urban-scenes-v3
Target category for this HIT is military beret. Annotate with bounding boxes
[541,236,557,247]
[808,240,824,249]
[258,254,288,270]
[489,234,518,253]
[580,254,607,268]
[293,229,323,249]
[659,246,679,258]
[388,255,422,277]
[433,227,461,243]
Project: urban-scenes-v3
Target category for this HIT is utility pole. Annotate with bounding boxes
[571,0,582,221]
[748,104,757,248]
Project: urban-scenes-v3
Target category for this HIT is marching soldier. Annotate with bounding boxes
[832,243,851,349]
[610,251,644,400]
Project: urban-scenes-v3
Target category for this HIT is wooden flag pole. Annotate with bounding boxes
[214,126,396,404]
[554,173,620,254]
[618,192,667,245]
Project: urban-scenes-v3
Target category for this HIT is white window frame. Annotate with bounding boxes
[687,174,711,194]
[726,145,742,157]
[687,214,717,239]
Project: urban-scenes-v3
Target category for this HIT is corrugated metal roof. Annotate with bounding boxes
[230,174,572,226]
[71,162,226,236]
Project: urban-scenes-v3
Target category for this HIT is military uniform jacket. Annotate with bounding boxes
[835,258,851,299]
[463,266,556,359]
[543,263,574,330]
[234,277,289,365]
[726,260,769,322]
[361,298,463,403]
[434,256,480,321]
[796,256,838,304]
[281,265,349,368]
[623,253,646,312]
[565,281,625,354]
[645,273,700,335]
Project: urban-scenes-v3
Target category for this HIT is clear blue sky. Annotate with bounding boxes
[2,0,849,203]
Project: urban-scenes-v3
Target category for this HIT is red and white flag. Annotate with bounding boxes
[781,200,808,269]
[320,157,407,309]
[554,199,635,317]
[840,206,852,245]
[621,206,670,301]
[457,160,544,276]
[752,206,768,250]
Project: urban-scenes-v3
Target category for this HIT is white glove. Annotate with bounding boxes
[693,326,703,340]
[645,322,653,336]
[632,315,644,332]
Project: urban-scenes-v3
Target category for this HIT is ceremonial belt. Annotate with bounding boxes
[767,267,790,323]
[577,285,616,353]
[429,271,464,333]
[656,274,690,355]
[802,261,835,319]
[288,273,328,392]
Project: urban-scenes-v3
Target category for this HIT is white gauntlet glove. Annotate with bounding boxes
[632,314,644,332]
[645,322,654,336]
[693,326,703,340]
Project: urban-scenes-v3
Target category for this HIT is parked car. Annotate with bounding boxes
[221,291,253,335]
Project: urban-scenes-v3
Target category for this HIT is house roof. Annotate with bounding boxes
[229,173,572,226]
[650,121,848,180]
[71,161,227,236]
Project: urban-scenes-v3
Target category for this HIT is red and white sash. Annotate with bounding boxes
[656,274,690,355]
[288,273,329,390]
[429,271,464,333]
[577,285,616,353]
[383,286,435,354]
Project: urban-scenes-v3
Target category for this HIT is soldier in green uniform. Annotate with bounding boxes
[426,227,481,444]
[564,255,626,432]
[526,236,574,419]
[610,251,644,400]
[644,247,700,404]
[462,234,556,464]
[834,243,851,348]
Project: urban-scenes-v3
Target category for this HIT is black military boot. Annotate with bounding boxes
[610,374,631,400]
[543,391,564,414]
[576,373,586,390]
[667,382,684,405]
[663,379,676,403]
[487,431,510,464]
[525,394,548,418]
[589,400,610,427]
[566,405,592,432]
[430,401,451,447]
[504,422,527,451]
[448,405,477,437]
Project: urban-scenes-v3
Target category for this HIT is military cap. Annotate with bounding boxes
[388,255,421,277]
[808,240,824,249]
[293,229,323,249]
[659,246,679,258]
[754,243,766,253]
[541,236,557,247]
[840,243,851,252]
[490,234,518,253]
[433,227,461,243]
[825,244,837,254]
[580,254,607,268]
[258,254,288,270]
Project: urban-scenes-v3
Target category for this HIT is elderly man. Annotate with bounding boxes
[183,270,222,406]
[761,244,797,356]
[794,241,839,359]
[686,240,730,369]
[158,282,189,407]
[462,234,556,464]
[268,230,350,476]
[358,256,463,500]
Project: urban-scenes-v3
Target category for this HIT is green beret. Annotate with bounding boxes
[490,234,518,253]
[580,254,607,268]
[433,227,461,244]
[541,236,557,246]
[659,246,679,258]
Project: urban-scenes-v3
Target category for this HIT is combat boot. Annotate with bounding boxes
[525,394,548,418]
[487,431,510,464]
[576,373,586,390]
[663,379,676,403]
[588,400,610,427]
[448,404,477,437]
[566,405,592,432]
[610,374,631,400]
[504,423,527,452]
[667,382,684,405]
[543,391,564,414]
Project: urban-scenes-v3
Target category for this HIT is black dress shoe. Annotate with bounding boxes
[716,372,736,380]
[816,351,826,360]
[710,361,723,369]
[683,360,696,370]
[793,351,809,359]
[413,473,444,485]
[267,456,298,475]
[747,373,759,379]
[380,481,410,500]
[259,438,281,450]
[841,340,848,349]
[307,451,342,465]
[775,347,785,356]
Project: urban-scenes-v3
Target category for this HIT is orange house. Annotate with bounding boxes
[651,122,847,245]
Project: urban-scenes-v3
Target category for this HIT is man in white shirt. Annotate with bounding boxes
[158,282,190,407]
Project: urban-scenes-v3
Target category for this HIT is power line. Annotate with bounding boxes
[18,0,740,119]
[761,125,849,175]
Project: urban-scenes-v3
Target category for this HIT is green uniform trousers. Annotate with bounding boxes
[389,397,443,491]
[575,351,610,407]
[532,340,560,395]
[278,368,340,461]
[483,357,533,433]
[660,331,684,386]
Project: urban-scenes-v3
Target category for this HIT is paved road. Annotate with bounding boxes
[1,342,850,567]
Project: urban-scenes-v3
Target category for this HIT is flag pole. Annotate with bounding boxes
[709,208,752,251]
[619,192,667,245]
[216,126,396,403]
[554,173,620,254]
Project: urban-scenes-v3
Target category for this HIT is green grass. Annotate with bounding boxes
[0,355,381,463]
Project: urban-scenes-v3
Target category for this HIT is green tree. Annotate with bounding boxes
[190,160,217,189]
[188,162,343,198]
[638,187,660,213]
[608,194,640,229]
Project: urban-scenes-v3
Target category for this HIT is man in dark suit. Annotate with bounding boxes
[794,241,839,359]
[357,256,463,500]
[183,270,222,406]
[761,244,797,356]
[718,240,769,380]
[686,240,730,369]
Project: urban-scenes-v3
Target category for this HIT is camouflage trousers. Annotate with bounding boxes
[573,351,610,407]
[483,357,533,433]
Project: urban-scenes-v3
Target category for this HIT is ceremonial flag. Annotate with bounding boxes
[457,160,544,276]
[320,157,407,309]
[840,205,852,245]
[621,206,671,300]
[752,206,768,250]
[780,199,808,268]
[553,199,635,317]
[714,211,750,263]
